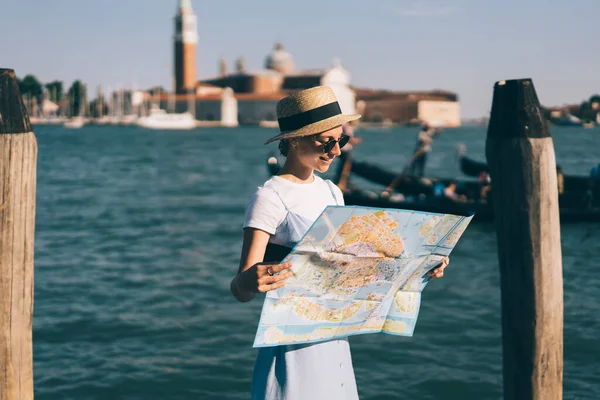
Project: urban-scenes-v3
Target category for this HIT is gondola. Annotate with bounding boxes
[350,159,440,195]
[265,155,600,223]
[457,145,592,193]
[343,187,485,220]
[351,146,599,207]
[349,159,484,196]
[458,151,488,177]
[349,158,493,201]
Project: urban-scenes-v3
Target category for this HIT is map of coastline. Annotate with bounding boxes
[254,206,472,348]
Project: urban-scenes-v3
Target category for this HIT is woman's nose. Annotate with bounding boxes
[329,142,342,156]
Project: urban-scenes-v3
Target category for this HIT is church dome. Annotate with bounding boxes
[265,43,295,74]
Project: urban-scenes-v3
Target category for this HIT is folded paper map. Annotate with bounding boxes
[253,206,473,348]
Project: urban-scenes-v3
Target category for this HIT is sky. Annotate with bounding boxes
[1,0,598,118]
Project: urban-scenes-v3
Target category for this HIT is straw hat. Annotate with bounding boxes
[264,85,361,144]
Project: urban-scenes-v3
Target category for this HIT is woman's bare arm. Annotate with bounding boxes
[231,228,293,302]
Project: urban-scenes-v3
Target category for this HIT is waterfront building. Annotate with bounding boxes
[168,0,460,127]
[199,44,358,125]
[174,0,197,94]
[354,89,461,127]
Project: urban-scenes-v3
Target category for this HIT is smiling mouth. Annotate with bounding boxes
[319,156,334,163]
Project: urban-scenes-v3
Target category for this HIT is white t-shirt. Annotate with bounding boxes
[243,175,344,246]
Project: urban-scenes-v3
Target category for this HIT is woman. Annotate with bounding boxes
[231,86,449,399]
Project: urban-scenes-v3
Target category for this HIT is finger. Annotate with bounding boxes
[257,263,275,277]
[270,262,293,274]
[428,265,448,276]
[258,270,293,286]
[436,258,449,269]
[264,271,294,284]
[258,281,286,293]
[427,258,449,276]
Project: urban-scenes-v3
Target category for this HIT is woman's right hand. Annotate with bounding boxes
[237,262,294,294]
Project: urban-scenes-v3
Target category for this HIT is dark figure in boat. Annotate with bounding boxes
[407,123,442,177]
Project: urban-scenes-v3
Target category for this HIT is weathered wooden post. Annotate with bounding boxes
[486,78,563,400]
[0,68,36,400]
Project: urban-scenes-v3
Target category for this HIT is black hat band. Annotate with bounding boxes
[277,102,342,132]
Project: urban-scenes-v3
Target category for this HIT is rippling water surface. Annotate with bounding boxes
[33,125,600,399]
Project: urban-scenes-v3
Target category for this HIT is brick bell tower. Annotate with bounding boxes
[174,0,198,94]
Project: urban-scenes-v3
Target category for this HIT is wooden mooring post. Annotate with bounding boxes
[0,68,36,400]
[485,78,563,400]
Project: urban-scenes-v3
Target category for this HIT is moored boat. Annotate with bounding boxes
[64,116,87,129]
[137,105,196,130]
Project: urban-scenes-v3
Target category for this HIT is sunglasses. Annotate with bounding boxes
[319,134,350,153]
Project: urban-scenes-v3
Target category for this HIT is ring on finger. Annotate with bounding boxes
[267,267,274,276]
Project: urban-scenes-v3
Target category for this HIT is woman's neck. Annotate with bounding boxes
[278,158,314,183]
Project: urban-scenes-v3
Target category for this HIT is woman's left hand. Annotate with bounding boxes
[427,257,449,279]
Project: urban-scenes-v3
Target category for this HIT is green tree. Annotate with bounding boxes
[89,98,109,118]
[45,81,64,102]
[578,101,597,122]
[18,74,43,98]
[67,80,87,117]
